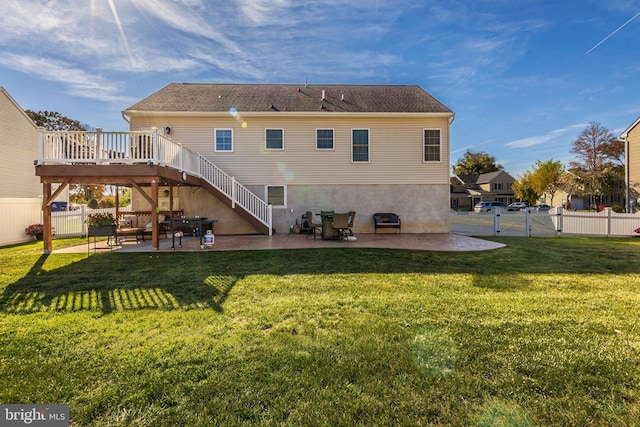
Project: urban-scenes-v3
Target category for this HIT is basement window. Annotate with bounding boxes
[266,185,286,207]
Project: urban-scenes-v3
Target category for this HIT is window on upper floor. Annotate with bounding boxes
[265,129,284,150]
[423,129,441,162]
[265,185,286,207]
[215,129,233,152]
[352,129,369,162]
[493,182,503,191]
[316,129,334,150]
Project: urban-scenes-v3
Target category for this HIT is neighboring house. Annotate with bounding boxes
[620,117,640,212]
[552,170,626,211]
[0,87,42,246]
[122,83,455,234]
[450,170,516,210]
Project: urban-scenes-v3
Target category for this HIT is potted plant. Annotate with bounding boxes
[25,223,44,240]
[86,212,117,237]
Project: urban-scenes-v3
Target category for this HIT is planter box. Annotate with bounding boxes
[88,225,116,237]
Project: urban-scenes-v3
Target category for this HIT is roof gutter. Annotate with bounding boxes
[123,110,456,119]
[121,110,130,125]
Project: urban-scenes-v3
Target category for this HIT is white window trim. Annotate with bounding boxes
[265,184,287,208]
[265,128,284,150]
[316,128,335,151]
[351,128,370,163]
[214,128,234,152]
[423,128,442,163]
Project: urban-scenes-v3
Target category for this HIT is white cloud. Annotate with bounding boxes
[505,124,589,148]
[238,0,291,25]
[130,0,243,55]
[0,54,133,103]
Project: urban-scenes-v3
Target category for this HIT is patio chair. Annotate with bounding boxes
[305,211,322,240]
[330,212,353,240]
[347,211,356,229]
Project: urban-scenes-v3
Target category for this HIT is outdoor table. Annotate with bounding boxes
[168,217,217,249]
[317,212,339,240]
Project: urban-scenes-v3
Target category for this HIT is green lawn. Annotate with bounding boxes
[1,237,639,426]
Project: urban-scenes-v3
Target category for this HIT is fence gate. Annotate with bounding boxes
[451,207,640,237]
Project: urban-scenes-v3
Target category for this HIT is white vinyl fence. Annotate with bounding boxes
[51,206,640,239]
[451,207,640,237]
[52,206,132,238]
[1,198,42,246]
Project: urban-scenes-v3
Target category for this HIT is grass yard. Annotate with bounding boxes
[1,237,640,426]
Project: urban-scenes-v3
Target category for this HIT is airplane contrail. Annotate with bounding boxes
[107,0,135,66]
[586,11,640,54]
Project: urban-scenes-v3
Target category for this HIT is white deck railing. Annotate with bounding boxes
[38,128,272,234]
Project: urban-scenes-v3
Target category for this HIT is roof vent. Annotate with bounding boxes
[341,93,345,101]
[322,90,325,100]
[320,104,326,110]
[270,104,277,110]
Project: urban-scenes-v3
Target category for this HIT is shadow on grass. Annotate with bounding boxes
[2,237,640,315]
[0,253,239,315]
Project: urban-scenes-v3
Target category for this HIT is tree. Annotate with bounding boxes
[25,110,87,131]
[118,188,131,208]
[569,122,620,208]
[27,110,102,204]
[512,171,540,204]
[530,159,564,206]
[452,150,503,175]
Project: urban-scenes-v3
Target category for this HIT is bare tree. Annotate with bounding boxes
[569,122,616,208]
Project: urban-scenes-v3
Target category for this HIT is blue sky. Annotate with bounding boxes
[1,0,639,177]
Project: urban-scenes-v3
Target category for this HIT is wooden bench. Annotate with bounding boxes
[117,210,184,242]
[373,213,401,233]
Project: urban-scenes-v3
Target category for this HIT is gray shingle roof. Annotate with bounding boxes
[124,83,453,114]
[477,171,514,183]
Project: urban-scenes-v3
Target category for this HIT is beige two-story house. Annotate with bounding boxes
[620,116,640,212]
[122,83,455,234]
[450,170,516,210]
[0,87,42,245]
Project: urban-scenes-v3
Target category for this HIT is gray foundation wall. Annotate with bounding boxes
[176,184,450,235]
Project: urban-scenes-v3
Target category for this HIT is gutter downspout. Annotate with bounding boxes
[620,136,631,212]
[121,111,130,125]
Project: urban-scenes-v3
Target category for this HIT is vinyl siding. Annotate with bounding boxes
[629,124,640,198]
[129,114,451,186]
[0,89,40,198]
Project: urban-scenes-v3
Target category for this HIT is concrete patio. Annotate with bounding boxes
[59,233,506,254]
